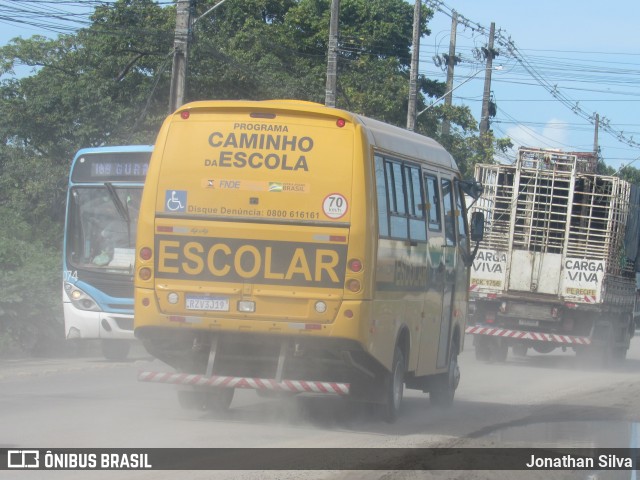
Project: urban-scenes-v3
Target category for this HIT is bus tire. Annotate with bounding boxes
[101,339,130,361]
[205,387,235,412]
[177,390,200,410]
[381,346,405,423]
[430,340,460,407]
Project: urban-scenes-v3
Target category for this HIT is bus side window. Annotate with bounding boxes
[386,160,408,239]
[424,175,442,231]
[374,155,389,237]
[405,165,426,241]
[441,178,456,247]
[454,182,468,244]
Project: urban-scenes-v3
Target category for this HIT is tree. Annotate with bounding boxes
[0,0,173,354]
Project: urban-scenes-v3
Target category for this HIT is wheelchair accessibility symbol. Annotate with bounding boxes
[165,190,187,212]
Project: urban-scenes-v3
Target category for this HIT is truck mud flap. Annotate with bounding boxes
[465,326,591,345]
[138,371,350,395]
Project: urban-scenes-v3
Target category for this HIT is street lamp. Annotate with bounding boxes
[416,65,503,118]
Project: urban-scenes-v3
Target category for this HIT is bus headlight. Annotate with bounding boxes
[64,282,100,312]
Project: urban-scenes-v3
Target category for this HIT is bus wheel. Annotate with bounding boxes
[205,387,235,412]
[381,346,405,423]
[430,340,460,407]
[101,339,130,361]
[177,390,200,410]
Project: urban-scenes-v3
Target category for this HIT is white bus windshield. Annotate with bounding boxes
[67,186,142,274]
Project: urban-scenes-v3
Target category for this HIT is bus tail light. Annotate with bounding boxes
[139,268,152,281]
[140,247,152,261]
[348,258,363,272]
[346,279,361,293]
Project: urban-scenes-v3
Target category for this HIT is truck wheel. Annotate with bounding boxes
[381,346,405,423]
[512,344,528,357]
[474,336,491,362]
[611,322,632,363]
[532,343,555,354]
[101,339,130,361]
[430,340,460,407]
[490,341,508,362]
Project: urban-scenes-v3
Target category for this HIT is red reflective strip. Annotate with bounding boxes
[329,235,347,242]
[157,226,173,232]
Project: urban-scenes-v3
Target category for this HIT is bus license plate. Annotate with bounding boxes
[519,319,539,327]
[185,296,229,312]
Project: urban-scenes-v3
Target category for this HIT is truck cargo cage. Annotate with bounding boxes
[472,148,635,277]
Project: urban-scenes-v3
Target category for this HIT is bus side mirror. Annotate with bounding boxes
[470,211,485,242]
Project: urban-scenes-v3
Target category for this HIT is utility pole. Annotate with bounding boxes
[441,11,458,136]
[325,0,340,108]
[479,22,496,135]
[593,113,600,154]
[169,0,193,113]
[406,0,421,131]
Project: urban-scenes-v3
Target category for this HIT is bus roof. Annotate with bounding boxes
[172,100,459,172]
[73,145,154,158]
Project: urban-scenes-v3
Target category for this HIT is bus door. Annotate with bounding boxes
[415,171,446,375]
[438,176,457,368]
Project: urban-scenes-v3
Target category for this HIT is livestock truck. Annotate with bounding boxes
[466,147,639,364]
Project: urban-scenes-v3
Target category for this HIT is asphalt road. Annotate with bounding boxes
[2,336,640,480]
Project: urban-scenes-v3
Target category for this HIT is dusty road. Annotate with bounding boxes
[2,336,639,480]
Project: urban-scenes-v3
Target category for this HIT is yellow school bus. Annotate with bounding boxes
[135,100,482,421]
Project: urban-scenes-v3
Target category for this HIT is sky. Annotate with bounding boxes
[423,0,640,170]
[1,0,639,171]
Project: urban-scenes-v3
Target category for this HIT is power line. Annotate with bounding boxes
[426,0,640,153]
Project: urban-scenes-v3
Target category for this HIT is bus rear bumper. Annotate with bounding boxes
[138,370,350,395]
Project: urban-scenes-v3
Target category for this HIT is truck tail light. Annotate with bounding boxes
[485,313,496,324]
